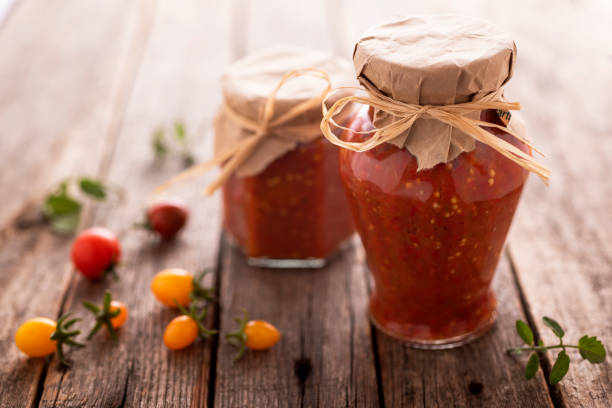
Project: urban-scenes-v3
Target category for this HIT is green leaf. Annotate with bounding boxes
[543,316,565,339]
[174,121,186,141]
[538,339,544,347]
[525,353,539,380]
[82,301,100,314]
[103,291,112,310]
[152,128,167,156]
[79,178,107,199]
[63,318,80,329]
[516,320,534,345]
[549,350,570,385]
[44,194,81,217]
[578,335,606,364]
[50,212,81,235]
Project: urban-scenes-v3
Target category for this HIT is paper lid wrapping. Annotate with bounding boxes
[215,47,353,177]
[353,15,517,168]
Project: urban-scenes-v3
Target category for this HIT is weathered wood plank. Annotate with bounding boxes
[0,0,145,230]
[231,0,337,58]
[212,1,379,406]
[373,255,554,407]
[37,0,231,406]
[214,241,379,407]
[505,2,612,405]
[0,1,153,407]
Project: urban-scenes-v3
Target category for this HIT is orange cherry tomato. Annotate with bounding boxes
[109,301,128,329]
[244,320,280,351]
[151,268,193,308]
[164,315,198,350]
[15,317,57,358]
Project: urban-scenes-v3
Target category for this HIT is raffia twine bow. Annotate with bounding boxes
[156,67,332,195]
[320,80,551,182]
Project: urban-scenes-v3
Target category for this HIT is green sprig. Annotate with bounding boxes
[508,316,606,385]
[169,268,218,344]
[82,291,121,342]
[151,120,194,165]
[225,308,249,361]
[50,313,85,367]
[190,269,216,305]
[175,301,217,338]
[43,177,113,235]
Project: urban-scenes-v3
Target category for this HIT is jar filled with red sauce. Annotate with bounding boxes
[216,47,355,268]
[223,136,354,266]
[330,16,543,347]
[341,107,528,345]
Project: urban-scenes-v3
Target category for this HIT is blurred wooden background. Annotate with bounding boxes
[0,0,610,407]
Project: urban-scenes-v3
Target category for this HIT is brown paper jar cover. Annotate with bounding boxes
[215,46,354,177]
[353,15,517,169]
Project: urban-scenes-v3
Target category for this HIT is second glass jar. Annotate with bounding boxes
[223,137,354,267]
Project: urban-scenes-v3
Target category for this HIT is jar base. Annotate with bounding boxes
[369,300,497,349]
[247,257,326,269]
[226,234,355,269]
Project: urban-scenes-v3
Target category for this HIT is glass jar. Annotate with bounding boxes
[215,47,356,268]
[223,136,354,268]
[339,107,529,347]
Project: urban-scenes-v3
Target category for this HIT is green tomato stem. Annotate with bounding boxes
[508,344,580,354]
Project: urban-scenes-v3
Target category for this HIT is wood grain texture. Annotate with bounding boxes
[505,2,612,406]
[214,241,379,408]
[0,1,152,407]
[0,0,144,230]
[37,0,232,406]
[373,255,554,408]
[213,1,378,407]
[230,0,338,59]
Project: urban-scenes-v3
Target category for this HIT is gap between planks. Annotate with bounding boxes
[36,0,230,405]
[506,250,564,408]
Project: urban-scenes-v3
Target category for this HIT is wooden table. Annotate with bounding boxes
[1,1,610,407]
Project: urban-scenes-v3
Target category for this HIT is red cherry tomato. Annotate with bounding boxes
[147,199,189,239]
[71,227,121,280]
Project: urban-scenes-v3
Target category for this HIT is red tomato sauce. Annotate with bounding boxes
[339,107,529,343]
[223,138,354,261]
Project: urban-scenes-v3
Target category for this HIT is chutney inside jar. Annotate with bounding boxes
[223,136,354,267]
[339,107,528,345]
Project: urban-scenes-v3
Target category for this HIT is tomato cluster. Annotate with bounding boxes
[15,292,128,366]
[70,199,189,281]
[17,196,279,366]
[151,268,280,357]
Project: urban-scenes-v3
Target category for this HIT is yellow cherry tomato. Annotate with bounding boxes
[164,315,198,350]
[151,268,193,308]
[245,320,280,350]
[109,301,128,329]
[15,317,57,358]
